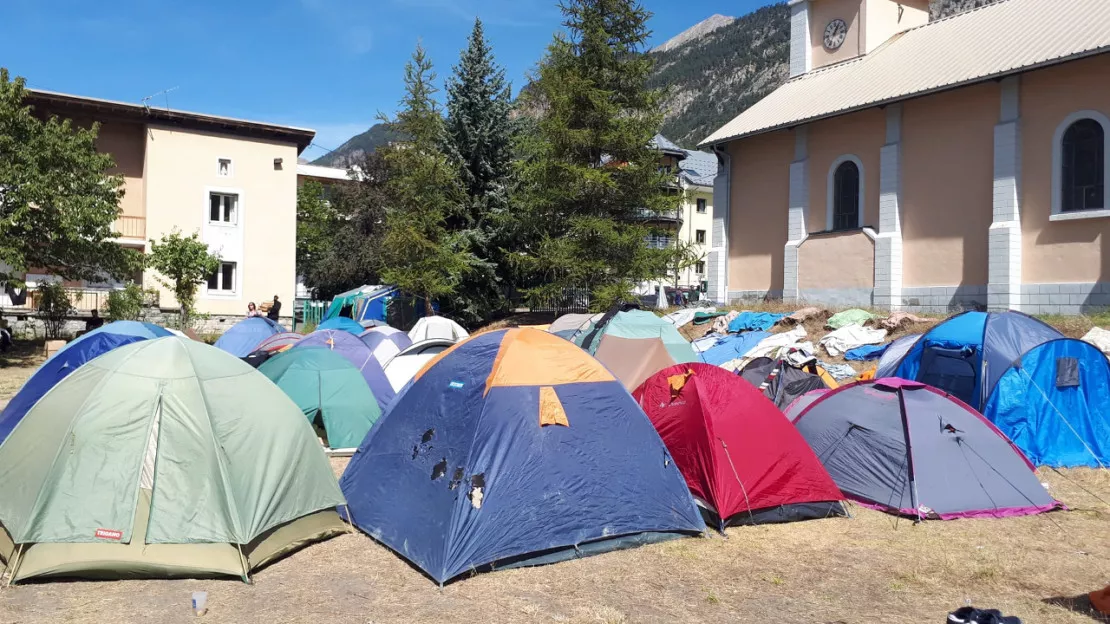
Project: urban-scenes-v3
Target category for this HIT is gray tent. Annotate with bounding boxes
[793,378,1061,520]
[874,333,921,378]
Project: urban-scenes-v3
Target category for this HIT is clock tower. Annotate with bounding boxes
[788,0,931,77]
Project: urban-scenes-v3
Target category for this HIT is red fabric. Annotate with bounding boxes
[633,363,843,523]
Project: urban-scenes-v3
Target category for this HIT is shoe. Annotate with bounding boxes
[948,607,978,623]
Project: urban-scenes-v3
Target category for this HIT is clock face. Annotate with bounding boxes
[824,18,848,50]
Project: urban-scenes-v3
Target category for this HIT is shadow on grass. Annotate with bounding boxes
[1041,595,1110,622]
[0,340,43,368]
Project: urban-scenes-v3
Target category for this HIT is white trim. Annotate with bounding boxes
[1049,208,1110,222]
[216,157,234,178]
[826,154,865,231]
[205,260,239,297]
[206,188,242,227]
[202,185,245,301]
[1051,109,1110,217]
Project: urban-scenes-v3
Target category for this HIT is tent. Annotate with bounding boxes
[874,333,921,378]
[547,313,601,339]
[340,328,705,584]
[360,326,413,366]
[316,316,365,335]
[383,339,455,393]
[634,364,845,529]
[324,284,386,321]
[259,349,382,452]
[891,311,1062,411]
[0,337,346,583]
[408,315,469,342]
[793,378,1062,520]
[295,330,395,411]
[255,332,303,353]
[241,350,275,369]
[739,356,838,409]
[0,321,173,445]
[214,317,283,357]
[573,308,697,364]
[984,339,1110,467]
[594,334,677,391]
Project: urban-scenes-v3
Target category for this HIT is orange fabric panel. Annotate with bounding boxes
[1092,585,1110,615]
[538,386,570,427]
[667,369,694,400]
[856,367,877,382]
[485,328,614,395]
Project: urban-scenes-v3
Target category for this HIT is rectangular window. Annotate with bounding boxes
[695,229,706,244]
[696,198,707,213]
[217,158,232,177]
[206,261,236,293]
[695,261,706,274]
[209,192,238,224]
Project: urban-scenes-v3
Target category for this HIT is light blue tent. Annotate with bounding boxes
[891,311,1110,467]
[316,316,364,335]
[573,309,697,363]
[214,317,283,357]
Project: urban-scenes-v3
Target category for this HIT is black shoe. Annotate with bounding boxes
[948,607,979,624]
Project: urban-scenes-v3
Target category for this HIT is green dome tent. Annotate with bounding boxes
[573,308,697,364]
[0,337,346,583]
[259,348,383,452]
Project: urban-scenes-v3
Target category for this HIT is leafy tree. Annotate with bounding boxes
[513,0,680,310]
[378,44,474,317]
[301,152,390,300]
[296,179,338,284]
[102,282,145,321]
[442,19,516,324]
[36,281,74,340]
[0,68,141,283]
[147,229,220,328]
[668,239,705,290]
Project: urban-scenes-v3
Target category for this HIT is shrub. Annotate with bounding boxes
[36,282,75,340]
[102,282,145,321]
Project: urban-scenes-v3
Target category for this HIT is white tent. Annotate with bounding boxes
[407,316,469,343]
[383,339,455,393]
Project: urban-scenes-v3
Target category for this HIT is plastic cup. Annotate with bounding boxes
[191,591,208,616]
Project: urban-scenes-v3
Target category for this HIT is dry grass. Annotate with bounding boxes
[1,319,1109,623]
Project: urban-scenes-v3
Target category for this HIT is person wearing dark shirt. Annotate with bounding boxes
[267,295,282,321]
[85,309,104,331]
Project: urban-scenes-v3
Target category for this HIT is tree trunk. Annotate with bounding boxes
[424,295,435,317]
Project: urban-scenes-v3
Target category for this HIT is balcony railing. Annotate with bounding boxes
[113,215,146,240]
[19,287,109,312]
[634,208,682,225]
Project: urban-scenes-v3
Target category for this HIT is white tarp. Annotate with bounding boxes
[662,307,717,328]
[1082,326,1110,356]
[820,324,888,357]
[720,327,808,372]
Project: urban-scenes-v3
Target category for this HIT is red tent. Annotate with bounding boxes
[633,363,845,529]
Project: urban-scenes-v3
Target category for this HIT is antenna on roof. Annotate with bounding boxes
[140,86,179,113]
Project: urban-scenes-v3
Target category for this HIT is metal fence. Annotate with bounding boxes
[526,287,592,315]
[297,299,327,331]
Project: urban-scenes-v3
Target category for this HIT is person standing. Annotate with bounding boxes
[246,302,261,317]
[267,295,281,321]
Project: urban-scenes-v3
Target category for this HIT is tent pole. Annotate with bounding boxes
[895,389,923,523]
[5,543,24,587]
[236,543,251,584]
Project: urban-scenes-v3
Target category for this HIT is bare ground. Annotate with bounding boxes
[0,320,1109,623]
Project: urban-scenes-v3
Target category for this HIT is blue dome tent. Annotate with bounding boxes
[340,328,705,584]
[892,311,1110,467]
[214,317,282,357]
[0,321,172,444]
[316,316,364,335]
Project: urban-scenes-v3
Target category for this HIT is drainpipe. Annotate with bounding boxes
[712,144,731,305]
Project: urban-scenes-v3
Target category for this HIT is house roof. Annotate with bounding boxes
[651,133,687,156]
[296,163,351,181]
[679,150,717,187]
[701,0,1110,146]
[25,89,317,153]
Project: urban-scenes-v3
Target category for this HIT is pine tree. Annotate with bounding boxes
[378,45,474,316]
[442,18,515,325]
[513,0,680,309]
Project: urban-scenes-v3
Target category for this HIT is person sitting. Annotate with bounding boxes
[85,309,104,331]
[267,295,282,321]
[246,302,262,318]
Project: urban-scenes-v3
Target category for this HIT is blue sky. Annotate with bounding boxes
[0,0,774,161]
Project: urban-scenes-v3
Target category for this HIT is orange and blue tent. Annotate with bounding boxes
[339,328,705,584]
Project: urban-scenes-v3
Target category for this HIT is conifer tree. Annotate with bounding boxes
[378,45,473,316]
[513,0,679,309]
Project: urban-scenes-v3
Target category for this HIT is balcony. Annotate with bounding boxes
[113,215,146,241]
[635,207,682,227]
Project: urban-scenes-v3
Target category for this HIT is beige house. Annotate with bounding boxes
[701,0,1110,314]
[17,90,314,324]
[649,135,715,290]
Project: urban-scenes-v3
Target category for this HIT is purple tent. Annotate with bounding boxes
[359,327,413,366]
[295,330,395,410]
[793,378,1061,520]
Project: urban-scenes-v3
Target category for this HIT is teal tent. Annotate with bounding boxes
[573,309,697,363]
[259,348,382,451]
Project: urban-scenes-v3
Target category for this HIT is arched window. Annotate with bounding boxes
[1061,119,1105,212]
[832,159,860,230]
[1053,111,1110,219]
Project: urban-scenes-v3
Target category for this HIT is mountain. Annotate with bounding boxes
[310,123,405,167]
[652,14,735,53]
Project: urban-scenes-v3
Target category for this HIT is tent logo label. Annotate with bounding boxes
[95,528,122,541]
[448,381,464,389]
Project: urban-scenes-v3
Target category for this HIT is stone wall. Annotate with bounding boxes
[2,307,294,341]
